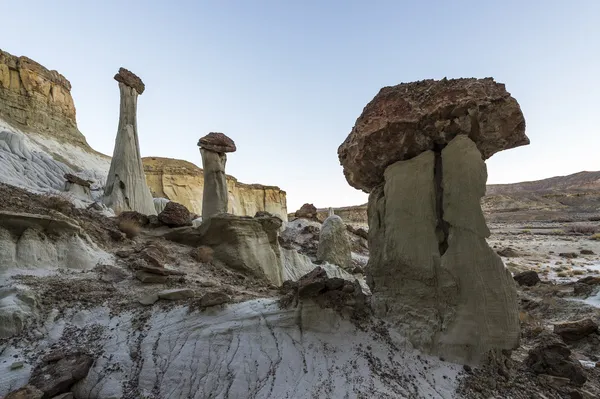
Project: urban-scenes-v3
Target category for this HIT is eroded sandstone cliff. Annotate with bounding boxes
[143,157,288,221]
[0,49,91,149]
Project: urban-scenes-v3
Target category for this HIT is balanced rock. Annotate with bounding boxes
[316,215,352,270]
[103,68,156,215]
[197,132,237,153]
[198,132,235,220]
[342,78,525,364]
[158,201,192,227]
[338,78,528,192]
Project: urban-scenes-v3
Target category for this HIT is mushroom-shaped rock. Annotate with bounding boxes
[344,78,525,365]
[198,133,235,220]
[103,68,156,215]
[197,132,237,153]
[338,78,528,192]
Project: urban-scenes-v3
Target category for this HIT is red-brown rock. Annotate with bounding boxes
[338,78,528,191]
[158,201,192,227]
[294,203,318,220]
[114,67,145,94]
[197,132,236,153]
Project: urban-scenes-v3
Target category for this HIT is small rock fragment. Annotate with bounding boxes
[10,361,24,370]
[158,288,194,300]
[135,271,168,284]
[559,252,578,259]
[138,293,159,306]
[197,292,231,308]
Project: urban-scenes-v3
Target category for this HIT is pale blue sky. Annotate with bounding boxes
[4,1,600,211]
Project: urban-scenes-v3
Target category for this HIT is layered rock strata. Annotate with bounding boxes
[198,133,236,220]
[103,68,156,215]
[0,49,91,148]
[340,78,528,364]
[143,157,288,221]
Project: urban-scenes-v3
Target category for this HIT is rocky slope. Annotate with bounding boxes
[308,171,600,225]
[143,157,288,221]
[0,49,288,220]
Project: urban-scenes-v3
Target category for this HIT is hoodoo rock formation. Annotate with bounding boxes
[198,132,236,220]
[339,78,529,364]
[103,68,156,215]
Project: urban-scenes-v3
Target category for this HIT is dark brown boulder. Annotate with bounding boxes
[554,319,599,342]
[513,270,541,287]
[197,132,236,153]
[294,203,318,220]
[525,333,587,386]
[114,67,145,94]
[64,173,92,188]
[338,78,528,192]
[158,201,192,227]
[29,353,94,397]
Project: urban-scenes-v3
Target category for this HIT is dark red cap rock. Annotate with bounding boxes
[338,77,528,192]
[197,132,236,153]
[114,67,145,94]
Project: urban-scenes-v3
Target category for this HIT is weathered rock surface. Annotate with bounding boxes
[165,214,284,286]
[103,70,156,216]
[367,136,519,364]
[316,215,352,270]
[157,201,191,227]
[113,67,145,95]
[553,318,599,341]
[0,49,91,149]
[4,385,43,399]
[514,270,541,286]
[29,353,93,397]
[526,333,587,386]
[294,203,318,220]
[143,156,288,221]
[197,132,236,153]
[158,288,194,300]
[338,78,528,192]
[200,148,228,220]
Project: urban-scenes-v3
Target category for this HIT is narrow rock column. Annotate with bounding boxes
[198,132,236,220]
[103,68,156,215]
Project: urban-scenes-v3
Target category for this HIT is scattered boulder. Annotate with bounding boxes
[560,252,578,259]
[346,224,368,240]
[554,319,599,342]
[526,333,587,386]
[338,77,528,192]
[580,249,595,255]
[29,353,94,397]
[135,271,168,284]
[514,270,541,287]
[497,247,520,258]
[297,267,328,297]
[63,173,91,188]
[4,385,43,399]
[316,215,352,270]
[158,288,194,300]
[158,201,192,227]
[138,293,159,306]
[197,291,231,308]
[576,276,600,286]
[117,211,149,227]
[294,203,318,220]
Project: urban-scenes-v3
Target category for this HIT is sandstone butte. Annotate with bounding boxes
[338,77,529,192]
